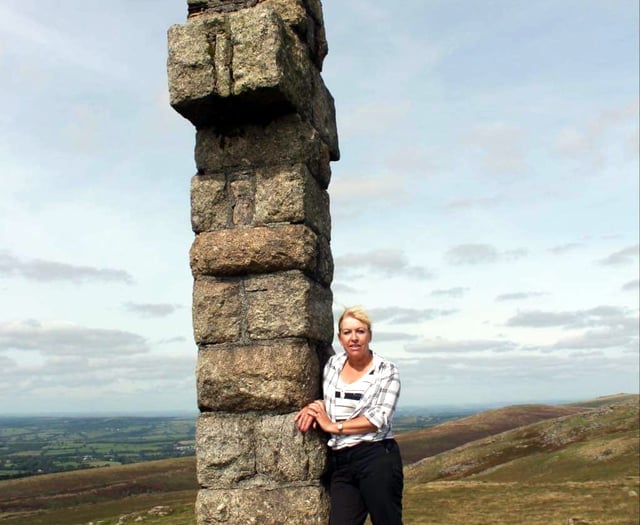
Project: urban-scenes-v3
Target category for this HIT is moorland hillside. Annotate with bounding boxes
[396,402,588,464]
[0,395,637,525]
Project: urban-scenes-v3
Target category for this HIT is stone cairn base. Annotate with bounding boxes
[167,1,339,523]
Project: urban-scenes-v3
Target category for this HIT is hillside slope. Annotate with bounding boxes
[397,403,588,465]
[0,457,197,525]
[405,399,639,484]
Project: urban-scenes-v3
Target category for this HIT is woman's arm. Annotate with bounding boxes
[307,400,377,435]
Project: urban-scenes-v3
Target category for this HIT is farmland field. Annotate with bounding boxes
[0,416,196,479]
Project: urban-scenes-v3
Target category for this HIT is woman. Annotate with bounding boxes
[295,306,403,525]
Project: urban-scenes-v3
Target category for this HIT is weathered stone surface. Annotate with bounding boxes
[191,164,330,235]
[229,177,254,225]
[255,413,327,482]
[196,412,327,488]
[254,163,331,239]
[168,5,336,136]
[197,340,321,411]
[196,412,257,486]
[192,279,242,344]
[191,173,228,232]
[190,225,318,277]
[196,485,330,524]
[186,0,327,68]
[195,114,334,187]
[188,0,259,16]
[245,270,333,342]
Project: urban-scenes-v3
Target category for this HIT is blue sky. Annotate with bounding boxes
[0,0,638,414]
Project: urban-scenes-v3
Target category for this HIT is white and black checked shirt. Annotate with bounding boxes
[323,351,401,450]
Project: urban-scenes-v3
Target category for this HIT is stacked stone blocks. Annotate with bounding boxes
[168,1,338,523]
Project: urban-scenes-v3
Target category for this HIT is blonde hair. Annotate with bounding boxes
[338,306,372,332]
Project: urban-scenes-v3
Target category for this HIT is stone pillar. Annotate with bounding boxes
[167,1,338,523]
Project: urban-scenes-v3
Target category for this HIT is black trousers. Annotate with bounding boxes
[328,439,403,525]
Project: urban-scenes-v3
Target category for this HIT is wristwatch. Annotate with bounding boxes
[337,422,343,434]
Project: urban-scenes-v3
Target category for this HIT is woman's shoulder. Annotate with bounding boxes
[372,351,400,373]
[325,352,347,369]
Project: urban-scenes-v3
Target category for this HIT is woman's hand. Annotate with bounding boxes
[307,400,334,433]
[294,404,318,433]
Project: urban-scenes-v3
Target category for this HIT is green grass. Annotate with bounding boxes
[404,479,640,525]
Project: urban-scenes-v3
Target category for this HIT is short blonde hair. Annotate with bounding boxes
[338,306,372,332]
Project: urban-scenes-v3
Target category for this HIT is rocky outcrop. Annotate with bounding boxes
[167,1,337,523]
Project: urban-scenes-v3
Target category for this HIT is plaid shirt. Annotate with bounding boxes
[323,350,401,449]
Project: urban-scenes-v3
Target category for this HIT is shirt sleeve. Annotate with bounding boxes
[362,362,401,430]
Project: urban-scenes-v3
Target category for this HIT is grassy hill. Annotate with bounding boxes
[396,403,588,465]
[403,397,639,525]
[565,392,640,409]
[0,457,197,525]
[405,398,639,484]
[1,395,637,525]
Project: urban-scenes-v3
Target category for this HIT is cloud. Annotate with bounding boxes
[495,292,545,302]
[430,287,469,298]
[384,147,437,176]
[339,102,411,138]
[330,173,410,207]
[406,338,518,354]
[552,325,638,352]
[0,350,196,410]
[548,243,583,254]
[444,195,503,211]
[506,305,635,330]
[368,307,457,325]
[335,249,433,280]
[332,282,359,295]
[372,331,421,342]
[598,244,639,266]
[552,101,640,170]
[445,244,528,265]
[0,251,133,284]
[0,320,149,356]
[0,4,129,79]
[123,302,182,318]
[465,122,526,175]
[157,336,188,345]
[622,279,639,292]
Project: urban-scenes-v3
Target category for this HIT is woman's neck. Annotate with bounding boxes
[347,350,373,371]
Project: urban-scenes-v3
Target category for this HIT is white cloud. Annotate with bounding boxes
[598,244,639,266]
[406,338,518,354]
[430,287,469,298]
[123,302,183,318]
[335,249,433,280]
[369,307,457,325]
[0,3,129,79]
[465,122,526,175]
[444,195,503,211]
[548,243,583,254]
[622,279,639,292]
[0,251,133,284]
[445,244,528,265]
[495,292,545,302]
[0,319,149,356]
[506,306,635,330]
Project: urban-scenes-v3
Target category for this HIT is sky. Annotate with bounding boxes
[0,0,638,414]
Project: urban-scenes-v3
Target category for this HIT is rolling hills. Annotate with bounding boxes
[0,395,637,524]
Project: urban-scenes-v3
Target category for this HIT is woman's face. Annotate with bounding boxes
[338,315,372,360]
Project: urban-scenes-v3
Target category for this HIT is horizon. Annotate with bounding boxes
[1,391,637,418]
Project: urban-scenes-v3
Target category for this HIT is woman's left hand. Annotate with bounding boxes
[307,400,334,433]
